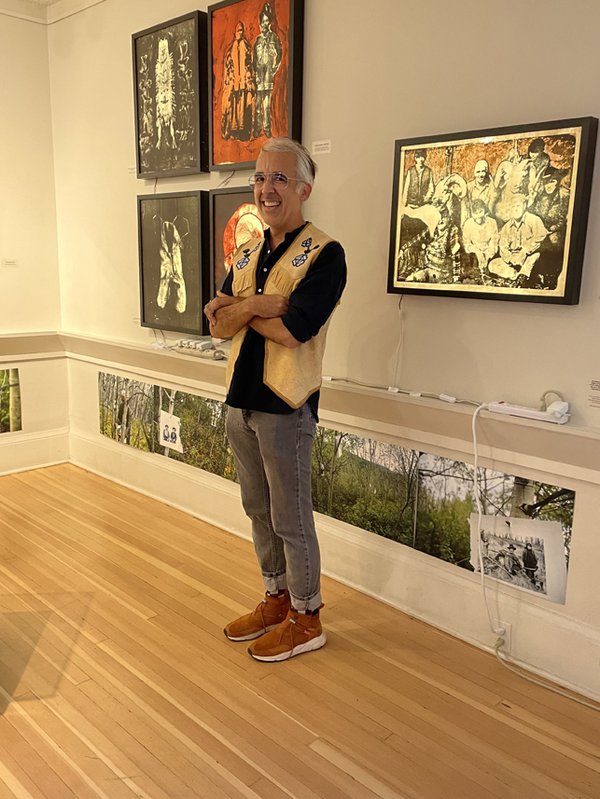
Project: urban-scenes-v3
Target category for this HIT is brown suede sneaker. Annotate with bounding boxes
[247,608,327,661]
[224,591,291,642]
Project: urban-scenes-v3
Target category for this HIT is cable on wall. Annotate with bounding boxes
[391,295,405,390]
[218,170,235,189]
[471,404,600,713]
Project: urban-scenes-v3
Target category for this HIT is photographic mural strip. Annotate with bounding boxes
[0,369,22,434]
[99,373,574,601]
[98,373,235,481]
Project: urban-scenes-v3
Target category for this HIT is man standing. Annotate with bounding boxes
[522,542,538,586]
[221,20,254,141]
[252,2,282,138]
[402,149,434,208]
[204,138,346,662]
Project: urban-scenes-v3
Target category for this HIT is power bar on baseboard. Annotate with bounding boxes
[487,401,569,424]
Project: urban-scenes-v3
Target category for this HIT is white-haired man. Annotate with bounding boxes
[204,138,346,661]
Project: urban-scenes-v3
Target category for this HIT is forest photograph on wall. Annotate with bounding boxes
[132,11,208,177]
[209,186,265,297]
[99,371,574,603]
[138,191,209,335]
[208,0,304,169]
[0,369,21,433]
[388,117,598,304]
[98,373,236,479]
[311,433,573,603]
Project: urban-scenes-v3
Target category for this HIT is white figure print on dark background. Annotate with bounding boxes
[155,215,189,314]
[155,37,176,151]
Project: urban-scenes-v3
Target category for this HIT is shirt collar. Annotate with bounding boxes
[264,222,309,250]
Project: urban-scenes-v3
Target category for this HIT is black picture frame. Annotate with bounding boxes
[208,0,304,171]
[132,11,209,178]
[209,186,266,298]
[388,117,598,304]
[138,191,210,335]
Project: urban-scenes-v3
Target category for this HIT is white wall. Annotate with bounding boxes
[48,0,213,344]
[0,11,60,333]
[302,0,600,427]
[44,0,600,426]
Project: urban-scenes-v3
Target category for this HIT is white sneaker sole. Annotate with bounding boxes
[248,631,327,662]
[224,622,279,642]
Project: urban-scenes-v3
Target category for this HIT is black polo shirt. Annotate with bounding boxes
[221,223,346,417]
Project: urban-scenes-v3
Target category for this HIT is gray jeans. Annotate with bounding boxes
[226,404,322,612]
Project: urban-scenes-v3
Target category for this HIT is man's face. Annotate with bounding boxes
[544,179,558,195]
[260,13,270,33]
[235,23,244,40]
[474,164,488,184]
[511,197,527,220]
[253,150,310,238]
[473,209,486,225]
[415,154,425,168]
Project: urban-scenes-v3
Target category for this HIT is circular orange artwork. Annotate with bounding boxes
[222,202,266,271]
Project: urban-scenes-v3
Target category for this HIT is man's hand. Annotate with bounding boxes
[203,291,241,325]
[204,291,289,339]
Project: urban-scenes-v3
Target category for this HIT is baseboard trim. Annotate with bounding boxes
[0,428,70,475]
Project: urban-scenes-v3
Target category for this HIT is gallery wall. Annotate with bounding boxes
[0,12,60,333]
[41,0,600,427]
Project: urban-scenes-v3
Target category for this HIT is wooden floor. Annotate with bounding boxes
[0,465,598,799]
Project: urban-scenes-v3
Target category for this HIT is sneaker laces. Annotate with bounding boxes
[255,592,287,624]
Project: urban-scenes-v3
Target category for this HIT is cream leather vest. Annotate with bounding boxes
[226,223,336,408]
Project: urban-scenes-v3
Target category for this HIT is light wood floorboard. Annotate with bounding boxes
[0,464,598,798]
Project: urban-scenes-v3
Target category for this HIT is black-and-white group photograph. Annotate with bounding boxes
[470,514,568,603]
[388,118,597,304]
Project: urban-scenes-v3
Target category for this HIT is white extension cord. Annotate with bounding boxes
[471,403,599,712]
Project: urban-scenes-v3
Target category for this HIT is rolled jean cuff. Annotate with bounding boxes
[263,573,288,595]
[289,589,322,614]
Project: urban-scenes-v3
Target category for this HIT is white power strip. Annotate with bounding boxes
[487,401,569,424]
[176,338,214,351]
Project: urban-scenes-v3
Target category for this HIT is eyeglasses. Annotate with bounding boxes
[248,172,301,189]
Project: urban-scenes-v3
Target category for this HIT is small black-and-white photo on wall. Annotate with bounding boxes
[470,514,568,603]
[159,409,183,453]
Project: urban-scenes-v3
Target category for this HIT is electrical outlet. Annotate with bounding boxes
[494,620,512,654]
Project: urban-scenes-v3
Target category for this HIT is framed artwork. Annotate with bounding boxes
[209,186,266,296]
[208,0,304,170]
[138,191,210,335]
[132,11,209,178]
[388,117,598,304]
